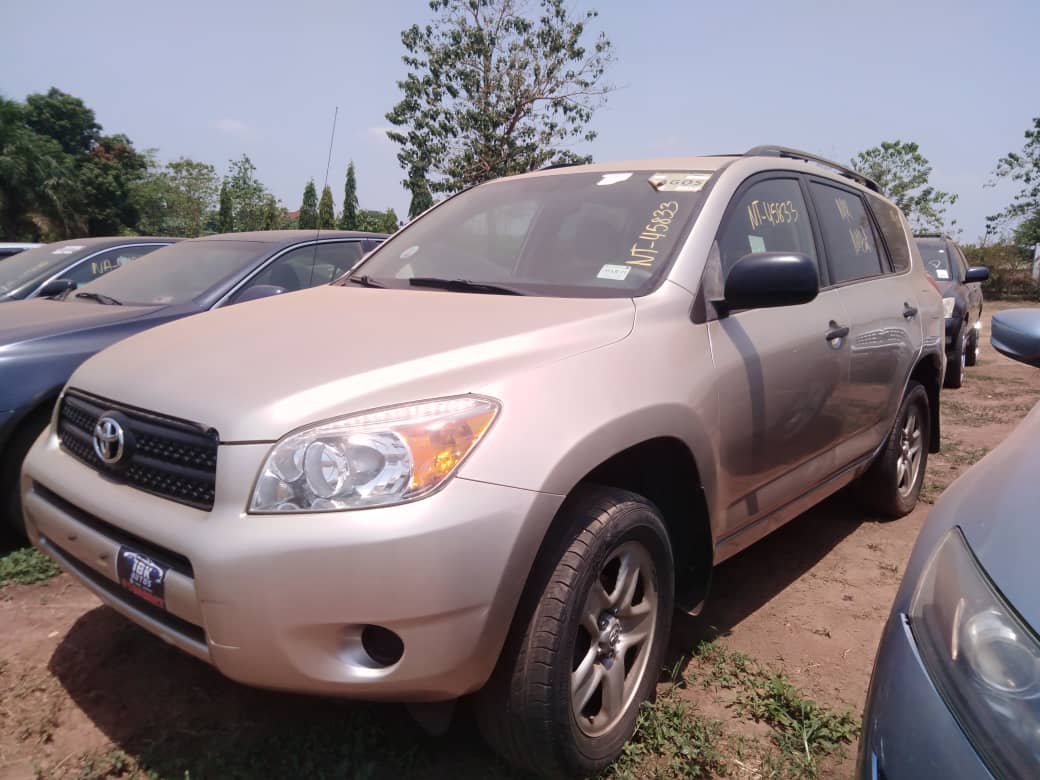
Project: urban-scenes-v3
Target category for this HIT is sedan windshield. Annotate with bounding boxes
[78,240,264,305]
[915,239,956,281]
[0,240,91,298]
[345,170,712,298]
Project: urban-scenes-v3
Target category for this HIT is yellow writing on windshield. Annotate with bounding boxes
[626,202,679,268]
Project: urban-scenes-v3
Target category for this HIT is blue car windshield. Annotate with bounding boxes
[79,240,264,305]
[0,241,90,298]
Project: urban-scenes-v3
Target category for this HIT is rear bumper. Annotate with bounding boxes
[23,430,563,701]
[858,612,993,780]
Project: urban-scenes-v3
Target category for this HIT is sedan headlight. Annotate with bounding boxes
[910,528,1040,778]
[942,297,956,319]
[249,396,499,513]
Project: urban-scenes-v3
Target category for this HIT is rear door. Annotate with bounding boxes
[808,181,920,465]
[708,174,849,537]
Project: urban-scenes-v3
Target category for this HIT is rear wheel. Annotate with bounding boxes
[856,381,930,518]
[475,485,674,777]
[1,409,50,538]
[944,322,967,389]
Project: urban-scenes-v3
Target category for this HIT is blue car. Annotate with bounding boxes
[859,308,1040,779]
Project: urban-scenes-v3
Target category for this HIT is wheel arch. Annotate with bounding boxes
[909,352,942,453]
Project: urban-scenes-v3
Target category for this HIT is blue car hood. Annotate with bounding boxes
[952,403,1040,630]
[0,298,163,346]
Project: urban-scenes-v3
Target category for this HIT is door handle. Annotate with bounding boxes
[903,303,918,319]
[825,321,850,341]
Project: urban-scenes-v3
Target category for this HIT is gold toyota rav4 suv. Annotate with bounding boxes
[22,147,945,777]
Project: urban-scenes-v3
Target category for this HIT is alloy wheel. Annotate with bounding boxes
[571,541,659,738]
[896,406,923,498]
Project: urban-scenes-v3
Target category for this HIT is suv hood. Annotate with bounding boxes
[70,286,635,442]
[0,298,160,346]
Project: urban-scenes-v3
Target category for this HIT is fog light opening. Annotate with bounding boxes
[361,624,404,667]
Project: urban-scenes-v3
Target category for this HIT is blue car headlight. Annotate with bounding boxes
[910,528,1040,778]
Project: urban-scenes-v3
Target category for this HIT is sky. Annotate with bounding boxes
[3,0,1038,241]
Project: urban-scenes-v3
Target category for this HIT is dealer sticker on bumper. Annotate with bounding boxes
[116,547,168,610]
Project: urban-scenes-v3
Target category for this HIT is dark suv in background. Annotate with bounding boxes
[914,234,989,388]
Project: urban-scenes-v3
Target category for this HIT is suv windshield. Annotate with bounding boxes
[0,241,90,298]
[915,238,957,281]
[78,240,263,305]
[345,170,712,297]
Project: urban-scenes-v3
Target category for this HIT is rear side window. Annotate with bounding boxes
[716,178,816,275]
[866,193,912,273]
[810,182,883,284]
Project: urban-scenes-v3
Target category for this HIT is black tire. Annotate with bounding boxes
[856,381,930,518]
[475,485,675,778]
[944,322,966,389]
[0,409,50,538]
[964,323,979,367]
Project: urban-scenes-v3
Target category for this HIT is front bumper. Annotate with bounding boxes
[0,408,18,452]
[858,611,993,780]
[22,430,562,701]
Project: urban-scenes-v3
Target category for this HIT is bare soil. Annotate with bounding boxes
[2,301,1039,779]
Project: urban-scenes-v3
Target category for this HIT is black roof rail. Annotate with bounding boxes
[539,160,584,171]
[744,145,881,193]
[913,232,945,238]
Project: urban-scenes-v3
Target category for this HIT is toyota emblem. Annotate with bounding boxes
[92,416,125,464]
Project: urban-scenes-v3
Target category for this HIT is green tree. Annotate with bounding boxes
[261,194,284,230]
[164,158,219,237]
[0,96,84,239]
[356,209,386,232]
[338,161,359,229]
[386,0,614,195]
[406,165,434,218]
[225,155,268,232]
[299,179,318,230]
[75,133,152,235]
[23,87,100,157]
[987,116,1040,247]
[850,140,957,231]
[381,207,399,233]
[218,180,233,232]
[318,184,336,228]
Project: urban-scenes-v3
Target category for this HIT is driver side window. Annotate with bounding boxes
[717,179,817,275]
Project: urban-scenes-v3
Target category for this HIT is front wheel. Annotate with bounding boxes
[944,323,967,389]
[964,323,979,367]
[475,486,674,777]
[856,381,930,518]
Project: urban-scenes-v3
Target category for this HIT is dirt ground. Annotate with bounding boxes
[2,301,1039,779]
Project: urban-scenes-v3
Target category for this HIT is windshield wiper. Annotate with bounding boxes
[408,277,524,295]
[345,275,385,288]
[74,291,122,305]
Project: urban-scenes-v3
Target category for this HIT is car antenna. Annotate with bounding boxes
[310,105,339,282]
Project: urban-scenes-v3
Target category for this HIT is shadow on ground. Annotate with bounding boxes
[667,488,876,663]
[46,490,876,778]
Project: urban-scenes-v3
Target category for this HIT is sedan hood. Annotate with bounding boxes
[0,298,160,345]
[945,403,1040,629]
[70,286,635,441]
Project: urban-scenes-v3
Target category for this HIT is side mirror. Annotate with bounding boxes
[965,266,990,283]
[38,278,77,297]
[723,252,819,312]
[991,309,1040,368]
[234,284,287,304]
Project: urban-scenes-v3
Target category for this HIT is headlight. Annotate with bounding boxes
[910,528,1040,778]
[942,297,956,319]
[249,396,499,513]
